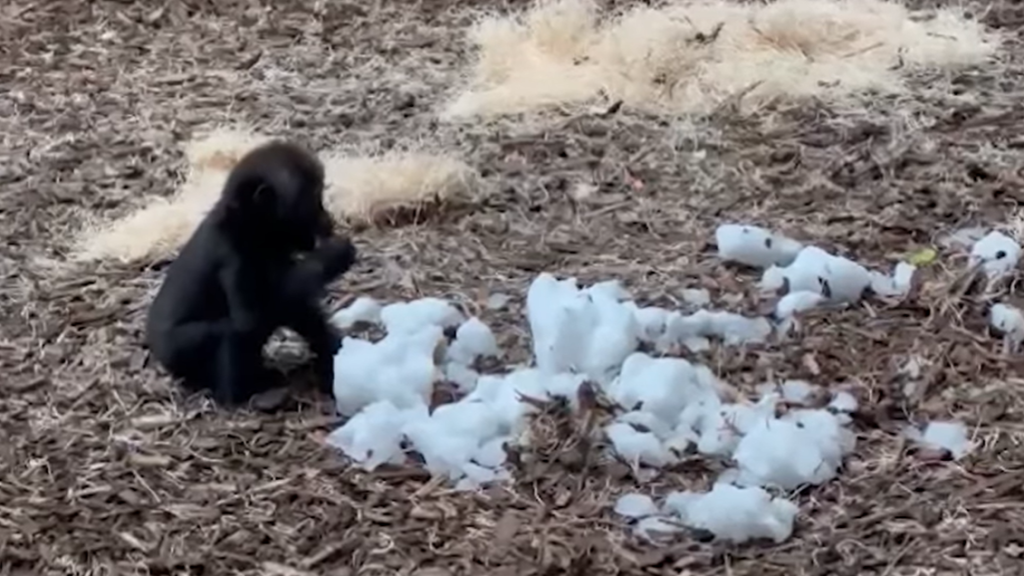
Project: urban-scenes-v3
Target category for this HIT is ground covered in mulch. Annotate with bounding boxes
[3,0,1024,574]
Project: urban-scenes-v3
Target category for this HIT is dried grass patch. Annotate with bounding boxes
[71,127,479,264]
[444,0,999,119]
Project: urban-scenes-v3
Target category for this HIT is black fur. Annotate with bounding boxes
[145,140,357,407]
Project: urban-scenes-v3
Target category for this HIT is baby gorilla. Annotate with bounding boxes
[145,140,356,407]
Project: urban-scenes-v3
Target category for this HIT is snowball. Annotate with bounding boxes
[463,369,553,435]
[587,279,633,302]
[616,410,673,441]
[768,246,871,303]
[661,310,711,344]
[775,291,825,319]
[447,317,500,365]
[821,255,873,302]
[870,262,916,298]
[828,391,858,413]
[715,224,803,268]
[333,326,443,416]
[585,296,641,383]
[759,266,788,293]
[526,274,592,374]
[906,421,974,459]
[445,362,480,392]
[526,274,639,383]
[609,353,709,425]
[325,400,421,470]
[474,436,510,468]
[330,296,383,329]
[782,246,833,294]
[706,312,773,345]
[486,292,512,310]
[990,303,1024,351]
[456,462,510,490]
[431,400,505,441]
[662,491,699,517]
[540,372,588,405]
[778,380,816,405]
[970,231,1021,279]
[693,398,776,457]
[661,310,771,346]
[614,493,660,518]
[785,408,856,461]
[680,288,711,307]
[627,303,670,342]
[663,430,695,453]
[381,298,464,335]
[402,417,480,480]
[674,484,798,544]
[606,422,674,467]
[733,409,852,490]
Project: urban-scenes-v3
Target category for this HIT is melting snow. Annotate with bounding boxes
[323,222,1017,548]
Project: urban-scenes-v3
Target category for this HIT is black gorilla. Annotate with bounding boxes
[145,141,356,407]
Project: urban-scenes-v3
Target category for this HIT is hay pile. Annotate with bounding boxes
[72,128,478,264]
[444,0,999,118]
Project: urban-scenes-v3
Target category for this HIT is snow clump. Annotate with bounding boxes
[324,222,1013,547]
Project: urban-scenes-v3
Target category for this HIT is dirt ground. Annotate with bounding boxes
[3,0,1024,574]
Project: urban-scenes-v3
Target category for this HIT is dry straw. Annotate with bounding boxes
[72,128,478,264]
[443,0,999,119]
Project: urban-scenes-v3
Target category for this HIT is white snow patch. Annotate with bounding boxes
[326,222,1014,548]
[333,326,443,416]
[680,288,711,307]
[905,421,974,459]
[829,391,859,414]
[715,224,803,268]
[330,296,383,329]
[614,493,660,518]
[970,231,1021,279]
[486,292,512,310]
[990,303,1024,352]
[381,298,464,335]
[668,484,798,544]
[447,316,500,365]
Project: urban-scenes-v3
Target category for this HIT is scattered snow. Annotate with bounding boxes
[905,421,975,459]
[990,303,1024,352]
[969,230,1021,279]
[486,292,512,310]
[678,484,799,544]
[829,391,859,414]
[680,288,711,307]
[332,326,442,416]
[330,296,383,329]
[775,291,825,320]
[446,316,500,365]
[606,422,675,468]
[380,298,464,336]
[716,224,803,268]
[779,380,816,405]
[614,493,660,518]
[323,222,1014,549]
[325,400,424,470]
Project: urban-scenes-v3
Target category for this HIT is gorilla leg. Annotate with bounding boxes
[158,320,279,406]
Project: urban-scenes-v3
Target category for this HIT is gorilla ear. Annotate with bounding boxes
[250,184,273,212]
[225,178,273,214]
